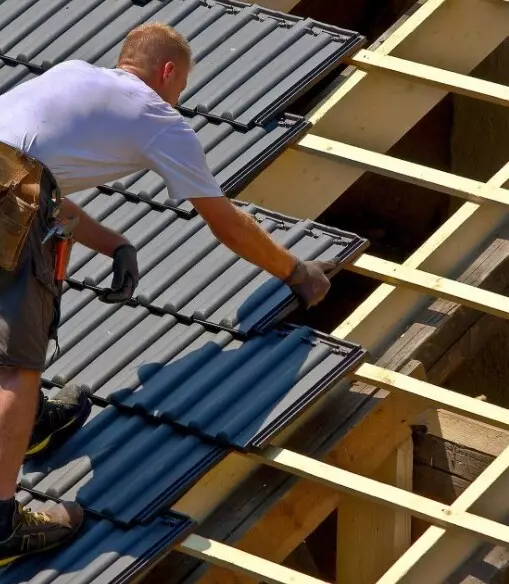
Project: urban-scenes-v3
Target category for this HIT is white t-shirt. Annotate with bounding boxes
[0,60,224,201]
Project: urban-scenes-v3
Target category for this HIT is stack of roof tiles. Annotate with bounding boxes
[0,0,367,581]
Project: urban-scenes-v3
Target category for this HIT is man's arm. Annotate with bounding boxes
[60,197,128,256]
[192,196,297,280]
[145,117,338,307]
[60,197,139,303]
[191,197,339,308]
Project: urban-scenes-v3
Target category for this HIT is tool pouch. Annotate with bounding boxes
[0,142,44,271]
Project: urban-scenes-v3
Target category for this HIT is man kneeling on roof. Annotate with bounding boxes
[0,23,339,564]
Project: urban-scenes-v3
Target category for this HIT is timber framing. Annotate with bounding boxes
[141,1,509,583]
[149,227,509,584]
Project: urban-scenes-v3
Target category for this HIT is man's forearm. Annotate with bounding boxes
[211,206,297,280]
[60,198,129,257]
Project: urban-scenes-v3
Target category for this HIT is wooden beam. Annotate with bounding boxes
[297,135,509,208]
[350,50,509,108]
[171,363,427,584]
[413,429,495,488]
[426,311,508,387]
[334,160,509,352]
[376,444,509,583]
[353,363,509,430]
[239,0,509,217]
[336,438,413,584]
[177,535,328,584]
[413,409,509,458]
[348,254,509,322]
[252,446,509,548]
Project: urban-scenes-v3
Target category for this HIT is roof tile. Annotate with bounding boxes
[20,401,226,524]
[64,199,369,334]
[0,490,195,583]
[42,300,366,450]
[0,0,364,127]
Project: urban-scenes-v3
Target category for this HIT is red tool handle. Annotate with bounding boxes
[55,239,72,281]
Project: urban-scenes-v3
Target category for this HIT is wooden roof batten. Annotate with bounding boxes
[148,1,509,583]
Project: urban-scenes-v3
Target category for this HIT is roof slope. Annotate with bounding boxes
[63,197,368,334]
[2,491,195,584]
[20,400,226,525]
[0,0,366,580]
[0,0,363,128]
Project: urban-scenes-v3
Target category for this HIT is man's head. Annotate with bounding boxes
[118,23,192,106]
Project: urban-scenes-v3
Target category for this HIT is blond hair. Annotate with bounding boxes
[118,23,192,72]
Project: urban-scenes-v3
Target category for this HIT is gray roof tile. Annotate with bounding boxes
[0,491,195,584]
[19,400,226,524]
[41,298,366,450]
[65,200,369,334]
[0,0,364,128]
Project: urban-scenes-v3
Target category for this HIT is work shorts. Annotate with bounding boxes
[0,143,60,371]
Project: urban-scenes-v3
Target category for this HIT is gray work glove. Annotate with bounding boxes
[285,258,341,308]
[100,243,139,304]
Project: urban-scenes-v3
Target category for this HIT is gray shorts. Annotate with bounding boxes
[0,172,59,371]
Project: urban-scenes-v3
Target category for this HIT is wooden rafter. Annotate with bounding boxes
[350,49,509,107]
[297,135,509,208]
[252,446,509,548]
[347,254,509,322]
[353,364,509,430]
[177,535,327,584]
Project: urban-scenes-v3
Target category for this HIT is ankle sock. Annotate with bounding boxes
[0,498,15,539]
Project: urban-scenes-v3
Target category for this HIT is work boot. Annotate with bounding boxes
[26,384,92,459]
[0,500,83,566]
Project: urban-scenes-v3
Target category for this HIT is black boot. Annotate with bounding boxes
[26,384,91,459]
[0,498,83,566]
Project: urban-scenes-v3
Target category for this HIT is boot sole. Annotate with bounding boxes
[0,541,64,567]
[0,524,83,567]
[24,395,92,460]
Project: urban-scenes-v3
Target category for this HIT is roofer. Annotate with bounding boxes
[0,23,340,564]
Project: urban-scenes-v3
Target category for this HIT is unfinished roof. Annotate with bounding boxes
[2,0,509,582]
[0,0,369,581]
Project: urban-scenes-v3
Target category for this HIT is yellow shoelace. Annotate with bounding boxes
[19,506,54,526]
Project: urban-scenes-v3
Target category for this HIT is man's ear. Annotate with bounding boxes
[162,61,175,81]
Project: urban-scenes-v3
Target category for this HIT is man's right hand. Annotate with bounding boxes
[100,243,139,303]
[284,258,341,308]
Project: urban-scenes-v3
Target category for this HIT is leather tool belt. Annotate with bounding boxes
[0,141,59,271]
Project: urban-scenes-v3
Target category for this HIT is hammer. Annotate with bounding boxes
[42,215,79,284]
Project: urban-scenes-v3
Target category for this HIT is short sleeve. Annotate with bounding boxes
[144,118,224,202]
